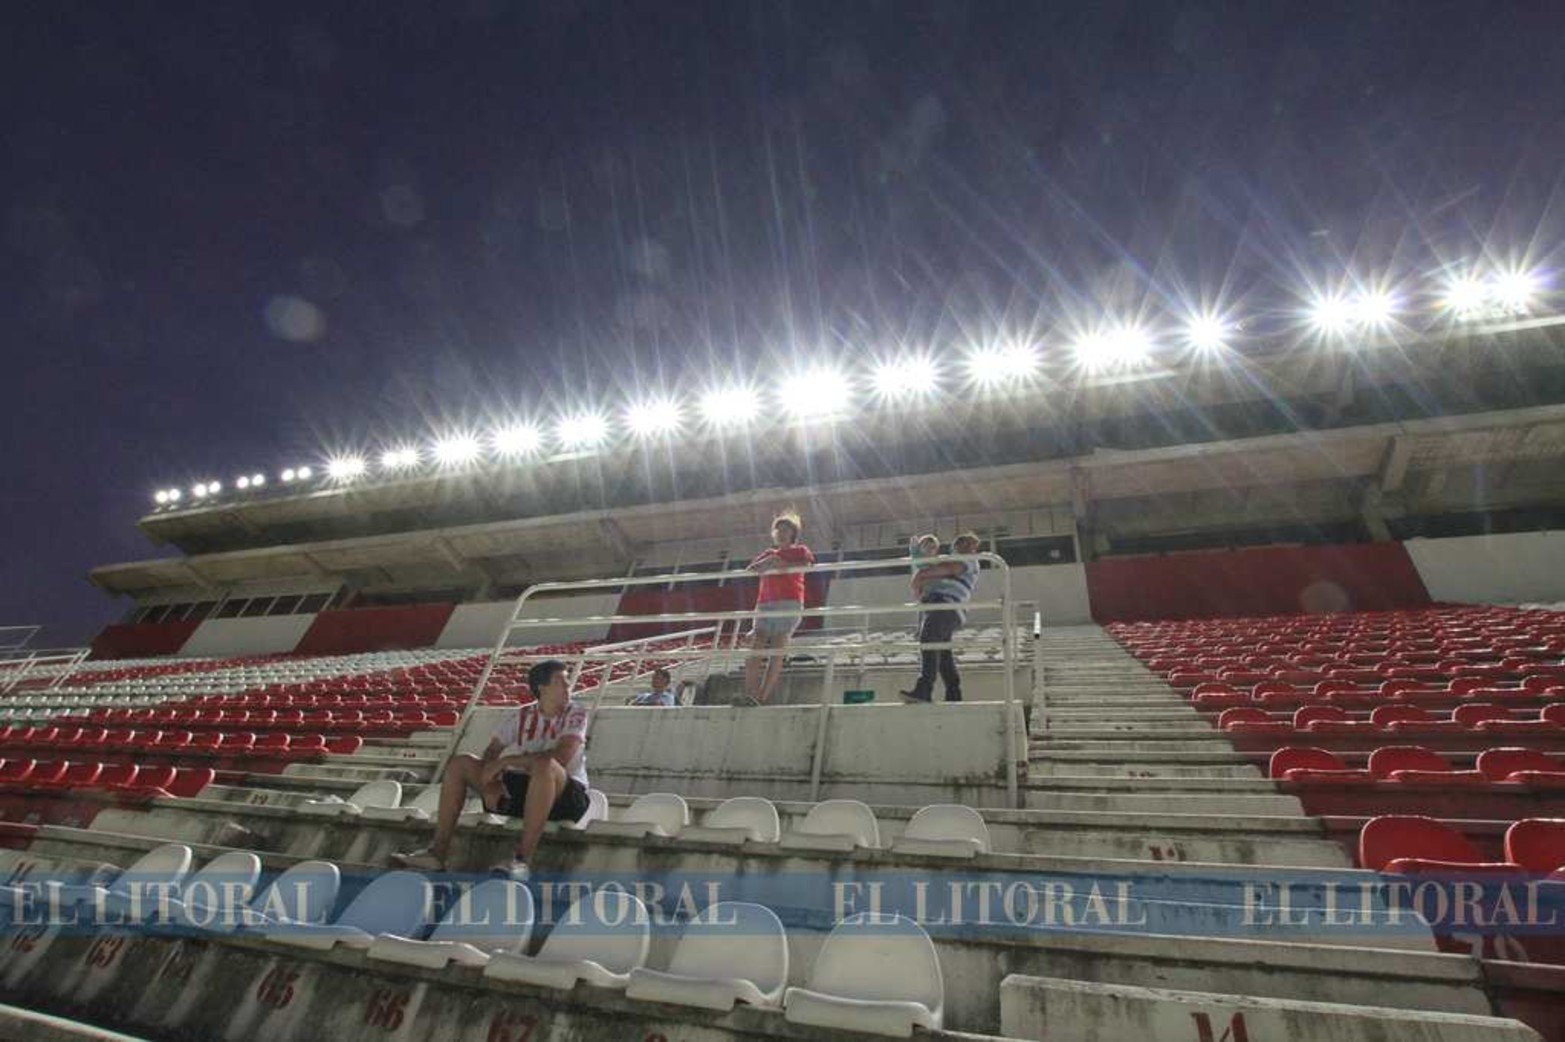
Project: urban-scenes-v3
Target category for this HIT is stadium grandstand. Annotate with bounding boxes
[1,298,1565,1042]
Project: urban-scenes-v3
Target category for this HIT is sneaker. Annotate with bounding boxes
[899,690,931,704]
[389,848,445,871]
[488,859,530,882]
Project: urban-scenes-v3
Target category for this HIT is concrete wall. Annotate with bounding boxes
[178,614,318,657]
[1404,531,1565,605]
[438,593,623,650]
[825,561,1091,629]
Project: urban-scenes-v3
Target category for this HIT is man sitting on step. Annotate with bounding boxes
[392,659,590,880]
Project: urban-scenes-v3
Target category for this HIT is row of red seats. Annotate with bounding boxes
[0,758,213,799]
[180,692,465,708]
[1171,664,1565,691]
[0,728,361,759]
[1271,745,1565,788]
[1192,676,1565,709]
[1223,703,1565,736]
[69,707,458,729]
[1360,815,1565,876]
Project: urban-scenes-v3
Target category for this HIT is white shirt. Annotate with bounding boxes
[490,698,589,788]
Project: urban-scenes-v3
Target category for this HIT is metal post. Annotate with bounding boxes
[1000,561,1019,809]
[808,650,836,802]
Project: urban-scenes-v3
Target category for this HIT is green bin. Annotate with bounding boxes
[842,689,876,704]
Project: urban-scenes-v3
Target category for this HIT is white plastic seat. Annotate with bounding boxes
[784,914,944,1036]
[164,851,263,930]
[299,779,403,818]
[226,860,341,932]
[779,799,881,852]
[361,785,442,822]
[890,804,991,858]
[558,788,610,831]
[269,870,431,950]
[626,902,788,1010]
[585,792,688,839]
[367,880,534,969]
[457,795,505,827]
[483,889,650,990]
[75,843,194,920]
[678,797,781,846]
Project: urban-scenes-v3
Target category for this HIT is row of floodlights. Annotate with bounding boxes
[151,265,1547,507]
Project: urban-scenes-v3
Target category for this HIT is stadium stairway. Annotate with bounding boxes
[0,623,1559,1041]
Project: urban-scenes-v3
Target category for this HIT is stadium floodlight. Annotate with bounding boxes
[491,423,543,458]
[167,488,180,502]
[250,473,265,487]
[1306,293,1355,336]
[379,446,420,471]
[1350,288,1398,329]
[871,354,939,402]
[965,342,1040,389]
[1441,272,1489,318]
[207,481,222,495]
[555,411,609,450]
[326,456,366,481]
[296,466,313,480]
[1072,324,1153,372]
[624,398,681,438]
[1491,267,1542,313]
[236,477,250,490]
[1182,312,1231,352]
[698,384,761,429]
[432,433,482,467]
[191,483,208,499]
[281,468,297,482]
[778,366,852,422]
[154,490,169,505]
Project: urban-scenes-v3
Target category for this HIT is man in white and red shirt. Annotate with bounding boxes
[393,659,590,880]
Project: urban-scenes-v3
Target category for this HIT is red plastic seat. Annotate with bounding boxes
[0,759,36,784]
[216,732,255,751]
[97,763,140,787]
[189,732,222,751]
[1477,718,1565,736]
[1370,745,1489,786]
[29,762,69,786]
[324,735,362,755]
[1523,676,1565,695]
[1504,819,1565,875]
[1452,703,1512,728]
[254,733,290,750]
[1476,747,1564,782]
[1296,705,1377,734]
[114,764,169,790]
[1268,746,1375,784]
[1360,815,1523,874]
[1370,705,1434,727]
[164,767,215,797]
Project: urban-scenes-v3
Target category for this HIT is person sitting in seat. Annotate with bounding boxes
[901,532,982,704]
[629,667,688,706]
[392,659,590,881]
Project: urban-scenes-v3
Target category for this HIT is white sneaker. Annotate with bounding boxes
[488,859,530,882]
[390,848,445,871]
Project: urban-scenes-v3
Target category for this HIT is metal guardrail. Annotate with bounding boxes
[449,552,1023,807]
[0,648,91,694]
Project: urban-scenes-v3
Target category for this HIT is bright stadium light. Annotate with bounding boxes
[1182,312,1232,352]
[1350,288,1398,328]
[1491,267,1542,313]
[154,490,169,505]
[965,342,1040,389]
[699,384,761,429]
[1441,272,1490,318]
[296,466,313,480]
[555,411,609,450]
[380,446,419,470]
[624,398,681,438]
[236,476,250,490]
[871,354,939,402]
[1307,293,1355,336]
[491,423,543,458]
[191,484,208,499]
[432,432,482,467]
[207,481,222,495]
[1072,324,1154,372]
[166,488,180,502]
[249,473,265,487]
[778,366,852,422]
[327,456,366,481]
[281,468,297,482]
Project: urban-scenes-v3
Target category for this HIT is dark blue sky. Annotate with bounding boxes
[4,1,1563,643]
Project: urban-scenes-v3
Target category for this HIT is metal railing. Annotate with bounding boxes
[0,648,92,694]
[0,626,40,653]
[449,552,1024,806]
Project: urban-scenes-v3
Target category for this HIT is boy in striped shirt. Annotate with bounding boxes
[901,532,982,704]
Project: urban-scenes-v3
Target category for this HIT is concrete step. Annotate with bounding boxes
[1029,752,1263,779]
[1000,976,1539,1042]
[1025,789,1304,816]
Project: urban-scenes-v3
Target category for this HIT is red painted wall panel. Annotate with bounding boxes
[608,574,832,642]
[89,619,202,660]
[1087,543,1432,623]
[294,602,457,655]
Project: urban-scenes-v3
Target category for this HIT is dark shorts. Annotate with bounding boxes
[493,772,591,822]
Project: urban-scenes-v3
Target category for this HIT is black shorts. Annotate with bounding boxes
[493,771,591,822]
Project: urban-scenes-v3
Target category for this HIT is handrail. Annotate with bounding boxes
[0,626,41,653]
[448,551,1022,807]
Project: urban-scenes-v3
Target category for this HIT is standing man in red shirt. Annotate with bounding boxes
[744,510,813,705]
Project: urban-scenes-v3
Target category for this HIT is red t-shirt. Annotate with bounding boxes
[751,543,814,605]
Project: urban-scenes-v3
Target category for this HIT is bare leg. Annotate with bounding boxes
[758,634,790,703]
[516,759,566,861]
[428,753,486,861]
[743,630,765,698]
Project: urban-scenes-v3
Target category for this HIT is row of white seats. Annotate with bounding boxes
[293,782,991,858]
[20,844,942,1037]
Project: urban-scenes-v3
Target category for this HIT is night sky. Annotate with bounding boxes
[4,1,1564,644]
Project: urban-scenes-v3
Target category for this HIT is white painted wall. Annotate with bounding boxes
[178,614,318,657]
[436,592,623,649]
[1405,531,1565,604]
